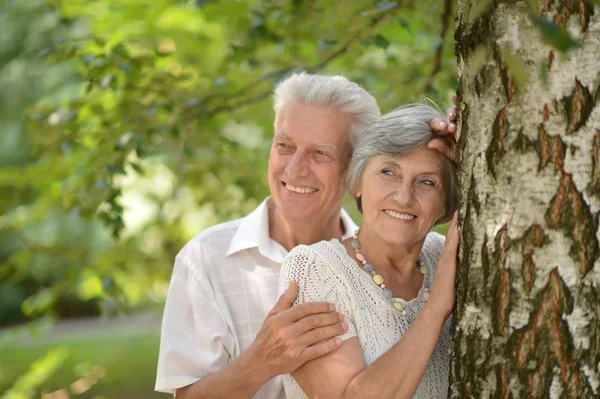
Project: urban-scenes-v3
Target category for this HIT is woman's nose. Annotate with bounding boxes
[393,183,413,205]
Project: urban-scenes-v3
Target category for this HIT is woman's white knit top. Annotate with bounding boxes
[278,233,452,399]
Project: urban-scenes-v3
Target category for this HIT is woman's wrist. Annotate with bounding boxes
[421,302,451,325]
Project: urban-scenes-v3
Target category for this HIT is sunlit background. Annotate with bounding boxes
[0,0,456,397]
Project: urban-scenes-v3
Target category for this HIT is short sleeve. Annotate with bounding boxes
[155,255,232,394]
[422,232,446,274]
[279,245,357,341]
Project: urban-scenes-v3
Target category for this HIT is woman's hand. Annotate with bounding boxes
[427,211,459,318]
[428,95,458,162]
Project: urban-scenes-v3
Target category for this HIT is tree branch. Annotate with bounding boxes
[423,0,453,94]
[202,3,401,117]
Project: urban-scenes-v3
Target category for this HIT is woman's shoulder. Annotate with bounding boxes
[424,231,446,248]
[279,239,355,302]
[421,231,446,264]
[282,239,351,276]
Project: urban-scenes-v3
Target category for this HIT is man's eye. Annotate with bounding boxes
[316,150,327,155]
[276,143,288,148]
[382,169,395,176]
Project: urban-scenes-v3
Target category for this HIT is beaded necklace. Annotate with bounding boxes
[351,228,431,314]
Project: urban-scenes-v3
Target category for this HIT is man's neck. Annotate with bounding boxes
[269,206,345,252]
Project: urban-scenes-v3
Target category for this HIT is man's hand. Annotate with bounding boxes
[428,95,458,162]
[248,281,348,379]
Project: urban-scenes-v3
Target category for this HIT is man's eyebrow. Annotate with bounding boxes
[274,132,292,140]
[275,133,341,154]
[315,142,340,154]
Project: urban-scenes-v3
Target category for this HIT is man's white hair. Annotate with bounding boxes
[273,72,381,146]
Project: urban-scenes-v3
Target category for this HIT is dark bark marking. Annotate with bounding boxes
[591,130,600,196]
[522,225,544,293]
[547,51,554,71]
[543,0,550,12]
[547,145,600,274]
[564,79,594,135]
[543,104,550,121]
[486,107,509,177]
[514,127,535,153]
[492,224,510,334]
[538,124,550,170]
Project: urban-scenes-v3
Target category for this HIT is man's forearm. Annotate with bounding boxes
[176,349,273,399]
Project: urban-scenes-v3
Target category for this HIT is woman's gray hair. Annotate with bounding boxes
[273,72,381,146]
[346,103,458,225]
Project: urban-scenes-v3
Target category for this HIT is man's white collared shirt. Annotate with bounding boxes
[155,197,357,398]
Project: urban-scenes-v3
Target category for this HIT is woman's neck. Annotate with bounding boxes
[269,206,345,252]
[356,225,425,278]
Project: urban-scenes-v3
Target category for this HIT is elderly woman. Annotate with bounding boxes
[278,103,459,399]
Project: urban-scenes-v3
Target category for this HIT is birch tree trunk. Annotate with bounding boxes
[452,1,600,397]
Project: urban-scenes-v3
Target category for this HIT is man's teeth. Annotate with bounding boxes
[286,184,317,194]
[384,210,416,220]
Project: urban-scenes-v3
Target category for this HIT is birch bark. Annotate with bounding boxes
[452,0,600,397]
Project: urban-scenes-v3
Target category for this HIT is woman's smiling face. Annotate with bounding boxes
[356,146,447,247]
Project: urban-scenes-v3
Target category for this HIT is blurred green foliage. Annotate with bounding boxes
[2,0,457,326]
[1,0,456,395]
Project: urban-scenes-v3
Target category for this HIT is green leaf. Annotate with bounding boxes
[501,50,529,88]
[374,34,391,49]
[318,38,338,50]
[465,46,490,79]
[525,0,538,11]
[468,0,492,23]
[393,16,411,31]
[377,2,399,11]
[531,15,581,52]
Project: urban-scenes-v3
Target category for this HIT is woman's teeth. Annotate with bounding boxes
[384,210,415,220]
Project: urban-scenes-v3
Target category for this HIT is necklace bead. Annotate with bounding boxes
[352,228,430,310]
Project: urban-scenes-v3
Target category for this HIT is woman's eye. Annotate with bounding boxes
[382,169,395,176]
[421,179,437,186]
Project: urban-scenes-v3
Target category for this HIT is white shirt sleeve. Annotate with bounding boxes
[279,244,357,341]
[155,254,232,394]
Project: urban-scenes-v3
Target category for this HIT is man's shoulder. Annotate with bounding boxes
[177,218,244,261]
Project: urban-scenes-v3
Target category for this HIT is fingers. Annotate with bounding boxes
[279,301,336,323]
[430,117,449,135]
[427,137,456,162]
[298,320,349,347]
[447,106,457,122]
[300,337,343,363]
[292,311,344,336]
[269,281,299,317]
[444,211,460,258]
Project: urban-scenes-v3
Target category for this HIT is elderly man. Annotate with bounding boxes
[155,73,456,399]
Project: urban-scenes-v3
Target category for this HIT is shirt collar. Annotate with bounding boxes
[226,196,358,263]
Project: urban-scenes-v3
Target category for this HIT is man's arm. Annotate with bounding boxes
[176,281,349,399]
[289,213,460,398]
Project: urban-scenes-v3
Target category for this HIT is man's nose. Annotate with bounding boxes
[286,152,310,180]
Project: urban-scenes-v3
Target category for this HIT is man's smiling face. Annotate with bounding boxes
[268,101,352,223]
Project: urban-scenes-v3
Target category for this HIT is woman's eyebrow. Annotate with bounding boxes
[381,160,443,176]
